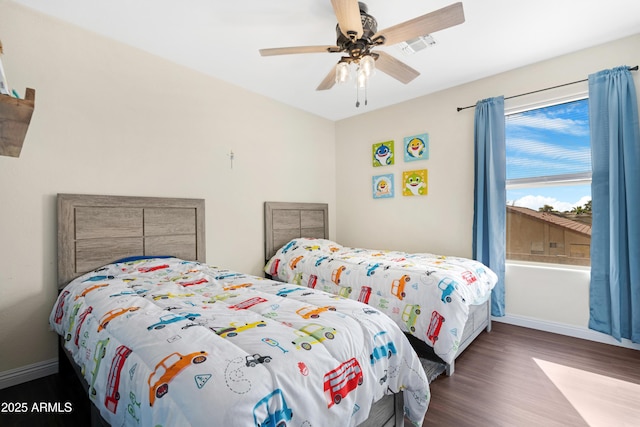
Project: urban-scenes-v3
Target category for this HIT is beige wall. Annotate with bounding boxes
[2,1,639,378]
[0,2,335,373]
[335,34,640,331]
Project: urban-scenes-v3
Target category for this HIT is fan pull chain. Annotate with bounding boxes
[355,80,369,108]
[364,83,368,106]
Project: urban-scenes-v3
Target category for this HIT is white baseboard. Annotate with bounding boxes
[494,314,640,351]
[0,358,58,390]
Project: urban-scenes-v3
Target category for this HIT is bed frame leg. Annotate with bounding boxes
[445,360,455,376]
[486,299,492,333]
[57,337,74,378]
[394,392,404,426]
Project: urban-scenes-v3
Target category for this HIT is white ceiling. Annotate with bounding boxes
[11,0,640,121]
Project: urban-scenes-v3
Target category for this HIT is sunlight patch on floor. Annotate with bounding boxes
[534,358,640,427]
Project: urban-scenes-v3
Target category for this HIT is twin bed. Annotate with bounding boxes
[263,202,497,375]
[51,194,496,426]
[51,194,430,427]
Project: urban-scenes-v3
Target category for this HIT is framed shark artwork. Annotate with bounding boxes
[372,140,394,167]
[372,174,394,199]
[402,169,428,196]
[403,133,429,162]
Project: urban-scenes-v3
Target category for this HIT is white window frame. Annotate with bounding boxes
[504,89,591,270]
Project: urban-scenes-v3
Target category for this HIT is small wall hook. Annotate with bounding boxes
[228,150,234,169]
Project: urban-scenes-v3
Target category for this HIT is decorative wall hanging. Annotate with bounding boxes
[372,174,394,199]
[403,133,429,162]
[402,169,428,196]
[372,140,394,167]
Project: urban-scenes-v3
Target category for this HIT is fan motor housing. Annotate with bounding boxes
[335,7,378,58]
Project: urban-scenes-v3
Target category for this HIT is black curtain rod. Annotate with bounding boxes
[456,65,639,112]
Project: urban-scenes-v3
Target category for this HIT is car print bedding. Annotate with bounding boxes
[265,238,498,365]
[50,256,430,427]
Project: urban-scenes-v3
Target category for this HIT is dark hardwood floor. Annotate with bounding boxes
[425,322,640,426]
[1,322,638,426]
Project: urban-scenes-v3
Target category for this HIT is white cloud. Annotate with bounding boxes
[508,137,591,161]
[508,112,589,137]
[574,195,591,207]
[506,137,592,178]
[509,194,589,212]
[506,154,590,175]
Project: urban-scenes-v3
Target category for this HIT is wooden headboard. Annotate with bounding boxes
[57,194,205,288]
[264,201,329,262]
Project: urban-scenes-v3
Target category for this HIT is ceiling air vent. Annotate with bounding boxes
[398,34,436,55]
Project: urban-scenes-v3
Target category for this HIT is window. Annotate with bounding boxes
[505,97,591,266]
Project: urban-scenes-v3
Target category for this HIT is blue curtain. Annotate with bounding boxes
[588,66,640,343]
[473,96,506,317]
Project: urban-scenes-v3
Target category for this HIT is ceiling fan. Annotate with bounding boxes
[259,1,465,92]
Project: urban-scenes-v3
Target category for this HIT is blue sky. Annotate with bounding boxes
[506,98,591,212]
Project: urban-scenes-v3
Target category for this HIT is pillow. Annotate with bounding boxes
[113,255,174,263]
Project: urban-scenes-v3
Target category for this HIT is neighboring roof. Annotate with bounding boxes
[507,206,592,236]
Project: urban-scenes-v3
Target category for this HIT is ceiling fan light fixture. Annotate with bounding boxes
[359,54,375,77]
[335,61,351,84]
[356,67,368,88]
[259,1,466,104]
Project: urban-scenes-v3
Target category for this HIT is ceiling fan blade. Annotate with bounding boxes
[374,2,465,46]
[259,45,339,56]
[375,51,420,84]
[331,0,363,39]
[316,66,337,91]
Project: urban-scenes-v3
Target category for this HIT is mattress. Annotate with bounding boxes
[265,238,498,364]
[50,257,429,426]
